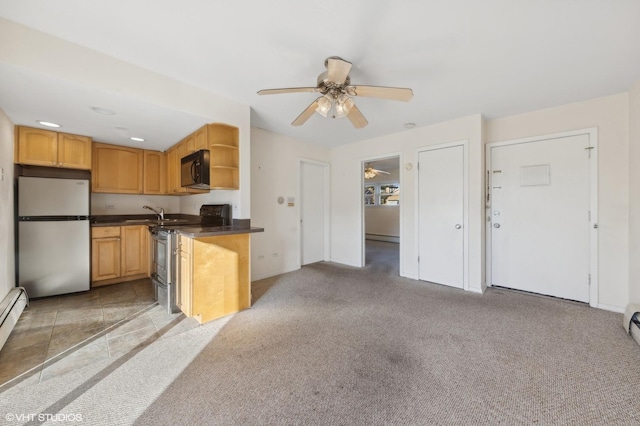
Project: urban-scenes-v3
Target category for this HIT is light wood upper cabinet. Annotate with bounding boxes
[164,123,240,193]
[143,150,165,194]
[92,143,144,194]
[16,126,92,170]
[194,126,208,151]
[58,133,92,169]
[207,124,239,190]
[165,138,207,195]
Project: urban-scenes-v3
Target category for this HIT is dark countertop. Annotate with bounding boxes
[91,215,264,237]
[176,226,264,238]
[91,214,201,227]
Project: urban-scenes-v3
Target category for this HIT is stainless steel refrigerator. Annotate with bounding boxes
[17,176,90,298]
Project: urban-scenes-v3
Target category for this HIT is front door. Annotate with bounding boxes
[418,145,465,288]
[489,133,592,302]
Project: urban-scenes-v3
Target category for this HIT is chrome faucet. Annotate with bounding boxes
[143,205,164,220]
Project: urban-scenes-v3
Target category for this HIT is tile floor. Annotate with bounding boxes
[0,279,199,387]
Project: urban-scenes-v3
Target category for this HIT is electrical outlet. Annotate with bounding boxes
[258,255,265,261]
[106,204,116,209]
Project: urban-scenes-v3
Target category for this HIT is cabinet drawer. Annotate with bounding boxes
[92,226,121,238]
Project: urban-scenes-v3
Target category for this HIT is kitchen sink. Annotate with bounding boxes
[123,218,190,224]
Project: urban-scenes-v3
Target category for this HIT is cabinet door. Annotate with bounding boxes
[143,150,165,194]
[194,126,208,151]
[177,236,193,316]
[121,225,149,277]
[58,133,92,170]
[92,143,144,193]
[165,147,179,194]
[183,134,196,154]
[92,237,121,281]
[16,126,59,167]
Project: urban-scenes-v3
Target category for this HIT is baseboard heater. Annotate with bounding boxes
[0,288,29,351]
[624,304,640,349]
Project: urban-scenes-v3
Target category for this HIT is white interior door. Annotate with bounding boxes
[490,134,591,302]
[418,145,464,288]
[301,161,326,265]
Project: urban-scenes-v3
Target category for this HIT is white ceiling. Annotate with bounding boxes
[1,0,639,150]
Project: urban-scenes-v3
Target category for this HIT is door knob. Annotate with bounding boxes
[494,223,501,228]
[455,224,462,229]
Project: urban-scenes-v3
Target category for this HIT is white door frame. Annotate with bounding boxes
[485,128,599,307]
[299,158,331,265]
[359,153,403,275]
[415,140,470,290]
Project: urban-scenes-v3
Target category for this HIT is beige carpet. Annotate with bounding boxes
[1,249,639,425]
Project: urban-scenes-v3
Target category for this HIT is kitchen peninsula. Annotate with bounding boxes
[175,224,263,324]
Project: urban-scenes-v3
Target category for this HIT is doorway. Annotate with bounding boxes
[486,129,598,304]
[362,156,401,275]
[300,159,330,265]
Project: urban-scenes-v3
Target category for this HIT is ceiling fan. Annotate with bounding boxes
[257,56,413,129]
[364,164,391,179]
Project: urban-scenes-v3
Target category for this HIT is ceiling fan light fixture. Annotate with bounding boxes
[316,94,332,117]
[364,169,376,179]
[335,94,354,118]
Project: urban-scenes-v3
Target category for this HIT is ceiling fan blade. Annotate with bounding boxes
[372,169,391,175]
[291,98,321,126]
[347,104,368,129]
[257,87,319,95]
[350,85,414,101]
[326,57,352,85]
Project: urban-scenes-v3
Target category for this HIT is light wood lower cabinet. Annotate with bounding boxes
[92,225,149,287]
[176,233,250,323]
[177,235,193,315]
[91,227,121,282]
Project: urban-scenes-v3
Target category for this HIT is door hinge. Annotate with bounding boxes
[588,274,591,286]
[417,256,420,263]
[585,146,594,158]
[588,210,591,221]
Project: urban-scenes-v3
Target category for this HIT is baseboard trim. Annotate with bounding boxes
[597,303,625,313]
[365,234,400,243]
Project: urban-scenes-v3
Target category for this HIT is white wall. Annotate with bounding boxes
[629,79,640,305]
[485,93,629,310]
[250,127,330,280]
[330,114,485,291]
[0,109,15,300]
[91,194,181,215]
[0,19,251,219]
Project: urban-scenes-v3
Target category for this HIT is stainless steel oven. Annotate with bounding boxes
[150,227,180,314]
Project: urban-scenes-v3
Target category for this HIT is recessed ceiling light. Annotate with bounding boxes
[130,137,145,142]
[91,107,116,115]
[403,123,416,129]
[37,121,61,128]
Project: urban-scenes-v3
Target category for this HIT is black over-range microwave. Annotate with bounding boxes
[181,149,210,189]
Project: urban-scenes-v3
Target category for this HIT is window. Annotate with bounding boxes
[364,183,400,206]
